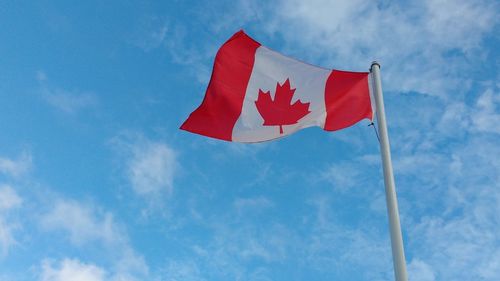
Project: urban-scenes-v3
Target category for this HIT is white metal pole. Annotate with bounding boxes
[370,61,408,281]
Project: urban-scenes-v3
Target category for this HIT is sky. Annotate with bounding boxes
[0,0,499,280]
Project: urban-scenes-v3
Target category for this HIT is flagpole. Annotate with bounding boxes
[370,62,408,281]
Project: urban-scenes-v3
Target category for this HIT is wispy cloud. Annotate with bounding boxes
[302,196,392,280]
[233,196,274,215]
[40,258,105,281]
[0,149,149,278]
[184,1,500,279]
[404,134,500,280]
[42,89,97,114]
[271,0,497,95]
[0,151,32,178]
[40,199,122,246]
[407,259,436,281]
[0,151,33,258]
[112,133,178,199]
[321,163,363,191]
[39,198,149,280]
[196,0,498,98]
[0,185,22,257]
[132,18,217,84]
[39,255,146,281]
[0,184,22,211]
[163,260,206,281]
[471,87,500,134]
[37,71,98,114]
[131,16,168,52]
[128,141,176,196]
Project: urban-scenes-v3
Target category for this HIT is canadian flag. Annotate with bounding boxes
[181,30,374,142]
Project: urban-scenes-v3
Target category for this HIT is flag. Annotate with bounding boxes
[181,30,374,142]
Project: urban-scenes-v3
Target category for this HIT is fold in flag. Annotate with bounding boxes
[181,30,374,142]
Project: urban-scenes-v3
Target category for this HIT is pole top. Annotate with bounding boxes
[370,61,381,71]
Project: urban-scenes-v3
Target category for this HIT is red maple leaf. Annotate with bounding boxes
[255,78,311,134]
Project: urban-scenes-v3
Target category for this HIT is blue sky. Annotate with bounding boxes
[0,0,499,280]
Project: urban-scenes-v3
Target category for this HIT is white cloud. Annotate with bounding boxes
[471,88,500,134]
[40,199,120,246]
[163,261,206,281]
[233,197,273,214]
[0,217,18,257]
[131,16,168,52]
[133,20,212,84]
[39,256,147,281]
[40,258,106,281]
[303,197,392,280]
[322,163,362,191]
[39,199,149,279]
[320,154,380,193]
[37,71,98,114]
[271,0,497,95]
[113,247,149,281]
[396,133,500,280]
[0,184,22,257]
[0,151,32,178]
[434,86,500,136]
[0,184,22,210]
[128,141,176,196]
[145,0,497,96]
[408,259,436,281]
[193,0,497,98]
[162,24,213,84]
[42,89,97,114]
[187,222,290,279]
[112,134,178,199]
[423,0,496,50]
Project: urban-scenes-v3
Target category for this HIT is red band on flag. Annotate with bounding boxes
[180,31,261,141]
[324,70,373,131]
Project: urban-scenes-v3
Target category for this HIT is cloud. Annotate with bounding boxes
[178,2,499,279]
[0,185,22,257]
[131,16,169,52]
[128,141,176,196]
[19,2,497,280]
[0,152,30,257]
[404,134,500,280]
[433,85,500,137]
[320,153,382,193]
[42,89,97,114]
[132,20,213,84]
[112,134,178,199]
[191,0,497,98]
[158,197,292,280]
[139,0,497,97]
[301,197,393,280]
[0,215,18,257]
[233,197,273,214]
[37,71,98,114]
[312,82,499,280]
[39,198,149,280]
[321,163,363,191]
[0,151,32,178]
[40,258,106,281]
[186,223,290,279]
[407,259,436,281]
[40,199,121,246]
[373,88,500,280]
[163,260,206,281]
[162,24,214,84]
[0,184,22,211]
[471,88,500,134]
[271,0,497,95]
